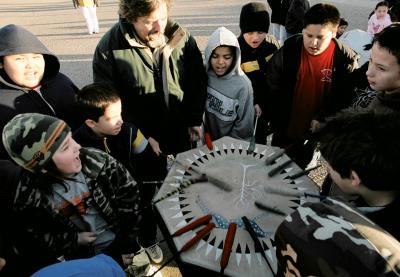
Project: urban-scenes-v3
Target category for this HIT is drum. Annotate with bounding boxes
[155,136,320,276]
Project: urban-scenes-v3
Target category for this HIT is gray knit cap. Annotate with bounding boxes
[2,113,70,173]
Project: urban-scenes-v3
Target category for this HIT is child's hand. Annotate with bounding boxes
[77,232,97,246]
[148,137,162,156]
[188,126,203,142]
[310,119,321,133]
[121,253,135,267]
[254,104,262,117]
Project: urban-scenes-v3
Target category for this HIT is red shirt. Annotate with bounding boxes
[287,40,336,141]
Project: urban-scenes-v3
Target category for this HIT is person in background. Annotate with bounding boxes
[93,0,207,158]
[238,2,280,144]
[367,1,392,35]
[204,27,254,141]
[336,18,348,38]
[267,0,288,44]
[266,3,358,168]
[73,0,100,35]
[285,0,310,38]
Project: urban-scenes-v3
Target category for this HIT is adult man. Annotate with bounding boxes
[93,0,207,158]
[266,3,358,168]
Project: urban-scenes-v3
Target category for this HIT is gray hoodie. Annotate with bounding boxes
[204,27,254,141]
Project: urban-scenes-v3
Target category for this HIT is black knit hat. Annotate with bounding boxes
[240,2,270,34]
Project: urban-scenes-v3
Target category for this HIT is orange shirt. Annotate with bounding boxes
[286,40,335,141]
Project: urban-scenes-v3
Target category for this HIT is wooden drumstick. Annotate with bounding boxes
[267,159,292,177]
[264,148,285,165]
[263,184,324,199]
[241,216,275,276]
[172,214,212,236]
[173,159,233,192]
[204,132,214,150]
[254,201,287,216]
[149,223,216,277]
[152,174,208,205]
[220,222,237,275]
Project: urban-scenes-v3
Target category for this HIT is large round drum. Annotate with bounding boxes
[155,137,320,276]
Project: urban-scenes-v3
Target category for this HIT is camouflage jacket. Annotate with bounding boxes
[275,198,400,276]
[12,147,141,261]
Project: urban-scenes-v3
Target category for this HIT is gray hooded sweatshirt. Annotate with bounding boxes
[204,27,254,141]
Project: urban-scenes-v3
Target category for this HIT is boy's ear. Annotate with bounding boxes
[85,119,96,128]
[350,170,362,187]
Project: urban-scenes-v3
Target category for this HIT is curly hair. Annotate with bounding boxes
[119,0,171,22]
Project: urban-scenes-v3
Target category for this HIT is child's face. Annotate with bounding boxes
[376,6,388,19]
[366,43,400,92]
[326,164,357,195]
[52,132,82,176]
[302,24,336,56]
[2,53,45,88]
[243,31,267,49]
[90,100,123,136]
[210,46,234,76]
[337,25,348,36]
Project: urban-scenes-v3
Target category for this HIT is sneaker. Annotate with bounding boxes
[125,248,151,277]
[145,244,164,264]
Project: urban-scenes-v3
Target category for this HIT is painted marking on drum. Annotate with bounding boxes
[206,244,213,256]
[170,205,180,211]
[172,212,184,219]
[196,239,206,251]
[215,248,222,261]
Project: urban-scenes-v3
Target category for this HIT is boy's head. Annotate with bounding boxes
[239,2,270,49]
[315,109,400,194]
[302,3,340,56]
[210,45,236,76]
[2,113,82,176]
[375,1,389,19]
[366,23,400,92]
[76,83,123,137]
[0,24,59,89]
[337,18,348,37]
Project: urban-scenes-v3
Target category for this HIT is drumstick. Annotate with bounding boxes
[152,174,208,205]
[247,115,259,155]
[149,223,216,277]
[220,222,237,275]
[267,159,292,177]
[241,216,275,276]
[204,132,214,150]
[172,214,212,236]
[145,214,212,246]
[263,184,324,199]
[288,164,321,179]
[173,159,233,192]
[264,148,285,165]
[254,200,287,216]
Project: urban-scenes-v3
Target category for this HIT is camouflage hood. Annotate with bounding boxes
[2,113,70,173]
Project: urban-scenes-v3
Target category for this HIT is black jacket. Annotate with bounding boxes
[266,34,358,145]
